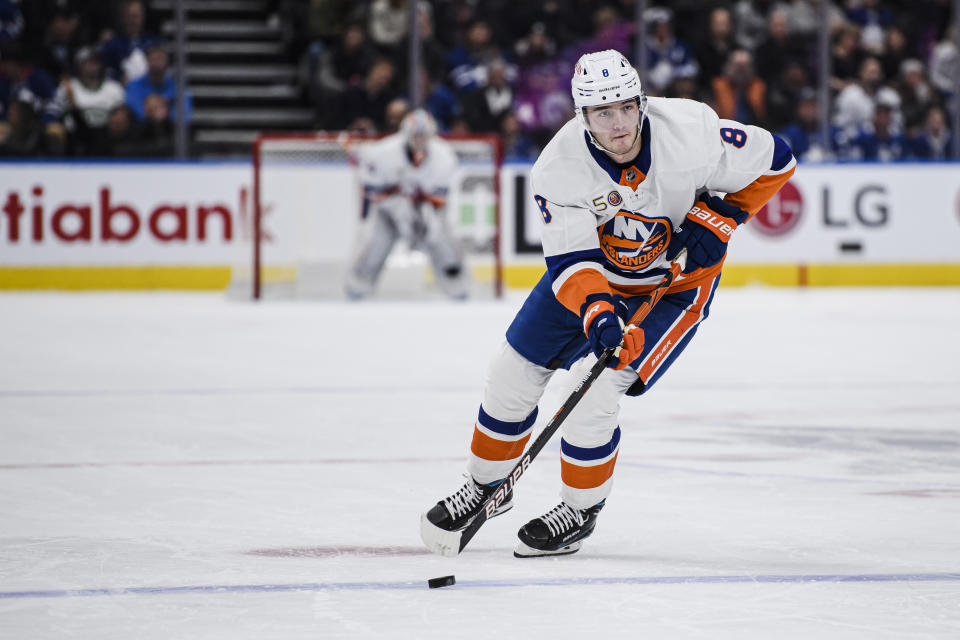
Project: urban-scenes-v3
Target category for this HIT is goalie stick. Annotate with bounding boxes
[420,249,688,557]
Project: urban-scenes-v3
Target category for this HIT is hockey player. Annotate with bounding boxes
[344,109,468,300]
[422,50,796,557]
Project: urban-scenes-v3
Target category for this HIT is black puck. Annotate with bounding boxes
[427,575,456,589]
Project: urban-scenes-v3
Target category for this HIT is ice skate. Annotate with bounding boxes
[424,474,513,532]
[514,500,604,558]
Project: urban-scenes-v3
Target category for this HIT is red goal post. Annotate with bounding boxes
[248,131,504,300]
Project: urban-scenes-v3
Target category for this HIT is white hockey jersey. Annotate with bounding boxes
[54,78,126,129]
[530,96,796,315]
[356,133,458,214]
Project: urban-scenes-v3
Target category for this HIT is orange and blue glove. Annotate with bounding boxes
[666,194,749,271]
[581,294,645,370]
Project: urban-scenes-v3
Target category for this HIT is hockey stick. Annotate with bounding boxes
[420,249,688,557]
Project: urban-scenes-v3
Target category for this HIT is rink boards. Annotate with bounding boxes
[0,160,959,289]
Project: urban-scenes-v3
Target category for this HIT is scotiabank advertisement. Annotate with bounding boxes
[0,163,250,265]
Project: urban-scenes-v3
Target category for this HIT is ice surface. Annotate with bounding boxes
[1,288,959,639]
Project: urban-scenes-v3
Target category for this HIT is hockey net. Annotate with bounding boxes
[234,131,503,300]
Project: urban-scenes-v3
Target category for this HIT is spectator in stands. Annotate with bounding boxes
[499,111,538,160]
[54,47,125,156]
[779,87,836,161]
[897,58,938,134]
[100,0,156,84]
[417,66,460,131]
[929,25,958,102]
[32,8,80,80]
[513,55,572,148]
[310,21,376,128]
[845,97,906,161]
[374,1,446,90]
[695,7,736,84]
[754,9,807,85]
[462,58,514,133]
[124,42,192,124]
[0,0,23,43]
[909,105,953,159]
[325,22,376,90]
[136,93,174,156]
[766,59,810,129]
[643,7,699,94]
[879,26,909,81]
[0,99,47,155]
[447,19,505,92]
[571,5,632,64]
[845,0,893,55]
[384,97,409,132]
[730,0,769,51]
[104,104,143,157]
[0,41,63,153]
[337,57,397,130]
[513,22,556,68]
[430,0,477,50]
[832,23,865,88]
[711,49,767,125]
[779,0,844,40]
[834,56,900,130]
[665,76,702,101]
[367,0,412,55]
[514,0,581,52]
[305,0,361,45]
[22,1,112,49]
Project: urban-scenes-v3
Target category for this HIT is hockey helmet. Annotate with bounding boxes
[571,49,647,141]
[400,109,437,154]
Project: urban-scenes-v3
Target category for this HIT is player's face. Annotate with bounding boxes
[585,99,641,157]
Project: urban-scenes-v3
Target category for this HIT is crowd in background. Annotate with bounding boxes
[1,0,957,160]
[0,0,190,157]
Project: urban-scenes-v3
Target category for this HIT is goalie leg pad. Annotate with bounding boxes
[344,210,399,298]
[419,207,469,300]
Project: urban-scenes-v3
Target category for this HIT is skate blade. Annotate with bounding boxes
[420,512,464,557]
[513,539,583,558]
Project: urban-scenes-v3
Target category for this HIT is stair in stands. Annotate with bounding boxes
[153,0,310,157]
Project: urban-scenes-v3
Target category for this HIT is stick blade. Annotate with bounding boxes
[420,513,463,557]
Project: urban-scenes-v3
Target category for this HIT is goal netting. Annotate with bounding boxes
[233,131,503,300]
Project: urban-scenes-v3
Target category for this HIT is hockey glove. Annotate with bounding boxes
[666,194,749,272]
[582,295,645,370]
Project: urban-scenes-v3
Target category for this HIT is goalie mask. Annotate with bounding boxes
[400,109,437,157]
[571,49,648,153]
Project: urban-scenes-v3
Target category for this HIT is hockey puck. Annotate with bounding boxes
[427,575,456,589]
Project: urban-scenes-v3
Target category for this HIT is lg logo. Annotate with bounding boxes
[752,181,803,237]
[750,181,894,237]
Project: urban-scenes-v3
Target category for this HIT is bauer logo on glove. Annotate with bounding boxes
[666,194,749,272]
[687,205,737,240]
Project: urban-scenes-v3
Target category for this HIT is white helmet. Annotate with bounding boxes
[571,49,647,148]
[400,108,437,153]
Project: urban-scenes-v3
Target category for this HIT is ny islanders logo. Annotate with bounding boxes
[598,211,671,271]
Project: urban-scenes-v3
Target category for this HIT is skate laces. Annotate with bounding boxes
[541,502,584,537]
[443,475,484,518]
